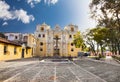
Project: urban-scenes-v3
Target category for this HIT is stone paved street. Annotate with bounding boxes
[74,58,120,82]
[0,58,119,82]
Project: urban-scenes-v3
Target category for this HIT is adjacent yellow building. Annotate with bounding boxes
[22,34,36,57]
[0,37,33,61]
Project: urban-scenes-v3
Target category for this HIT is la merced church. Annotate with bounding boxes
[0,23,81,61]
[35,23,81,57]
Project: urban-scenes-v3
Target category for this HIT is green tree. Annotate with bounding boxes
[90,0,120,55]
[84,29,96,55]
[92,27,109,55]
[0,32,5,38]
[73,31,86,51]
[85,27,109,55]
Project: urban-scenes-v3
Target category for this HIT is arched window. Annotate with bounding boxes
[40,48,43,51]
[69,35,72,38]
[43,34,45,38]
[40,42,43,46]
[71,48,74,52]
[38,34,41,37]
[71,43,74,46]
[41,27,44,31]
[23,36,28,42]
[71,27,74,32]
[15,36,18,39]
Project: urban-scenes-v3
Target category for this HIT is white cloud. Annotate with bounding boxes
[14,9,35,23]
[27,0,58,7]
[27,0,41,8]
[0,1,13,20]
[44,0,58,5]
[0,1,35,24]
[2,22,8,26]
[51,0,58,4]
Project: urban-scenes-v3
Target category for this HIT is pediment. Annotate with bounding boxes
[54,25,61,31]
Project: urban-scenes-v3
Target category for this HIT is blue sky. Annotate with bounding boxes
[0,0,96,33]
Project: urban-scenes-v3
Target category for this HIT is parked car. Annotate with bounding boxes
[84,52,90,56]
[78,52,84,57]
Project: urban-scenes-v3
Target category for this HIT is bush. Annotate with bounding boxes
[88,56,100,60]
[99,54,105,58]
[88,54,105,60]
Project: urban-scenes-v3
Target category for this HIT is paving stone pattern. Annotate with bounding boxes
[74,58,120,82]
[0,58,119,82]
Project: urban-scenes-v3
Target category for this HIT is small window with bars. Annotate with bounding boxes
[4,45,7,54]
[14,47,17,55]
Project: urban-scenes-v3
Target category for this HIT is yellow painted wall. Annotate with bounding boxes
[35,39,40,56]
[0,42,33,61]
[27,34,36,56]
[42,43,47,57]
[27,34,35,47]
[0,43,22,61]
[68,42,81,57]
[35,37,47,57]
[35,39,46,57]
[24,48,32,58]
[35,41,81,57]
[35,42,47,57]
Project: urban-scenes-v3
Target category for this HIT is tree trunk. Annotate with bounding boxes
[97,44,99,55]
[100,44,104,56]
[118,42,120,55]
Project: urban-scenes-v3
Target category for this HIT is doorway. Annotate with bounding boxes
[54,49,60,56]
[22,49,24,58]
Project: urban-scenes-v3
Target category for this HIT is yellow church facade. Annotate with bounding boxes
[34,23,81,57]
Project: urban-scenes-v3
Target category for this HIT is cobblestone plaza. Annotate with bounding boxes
[0,58,120,82]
